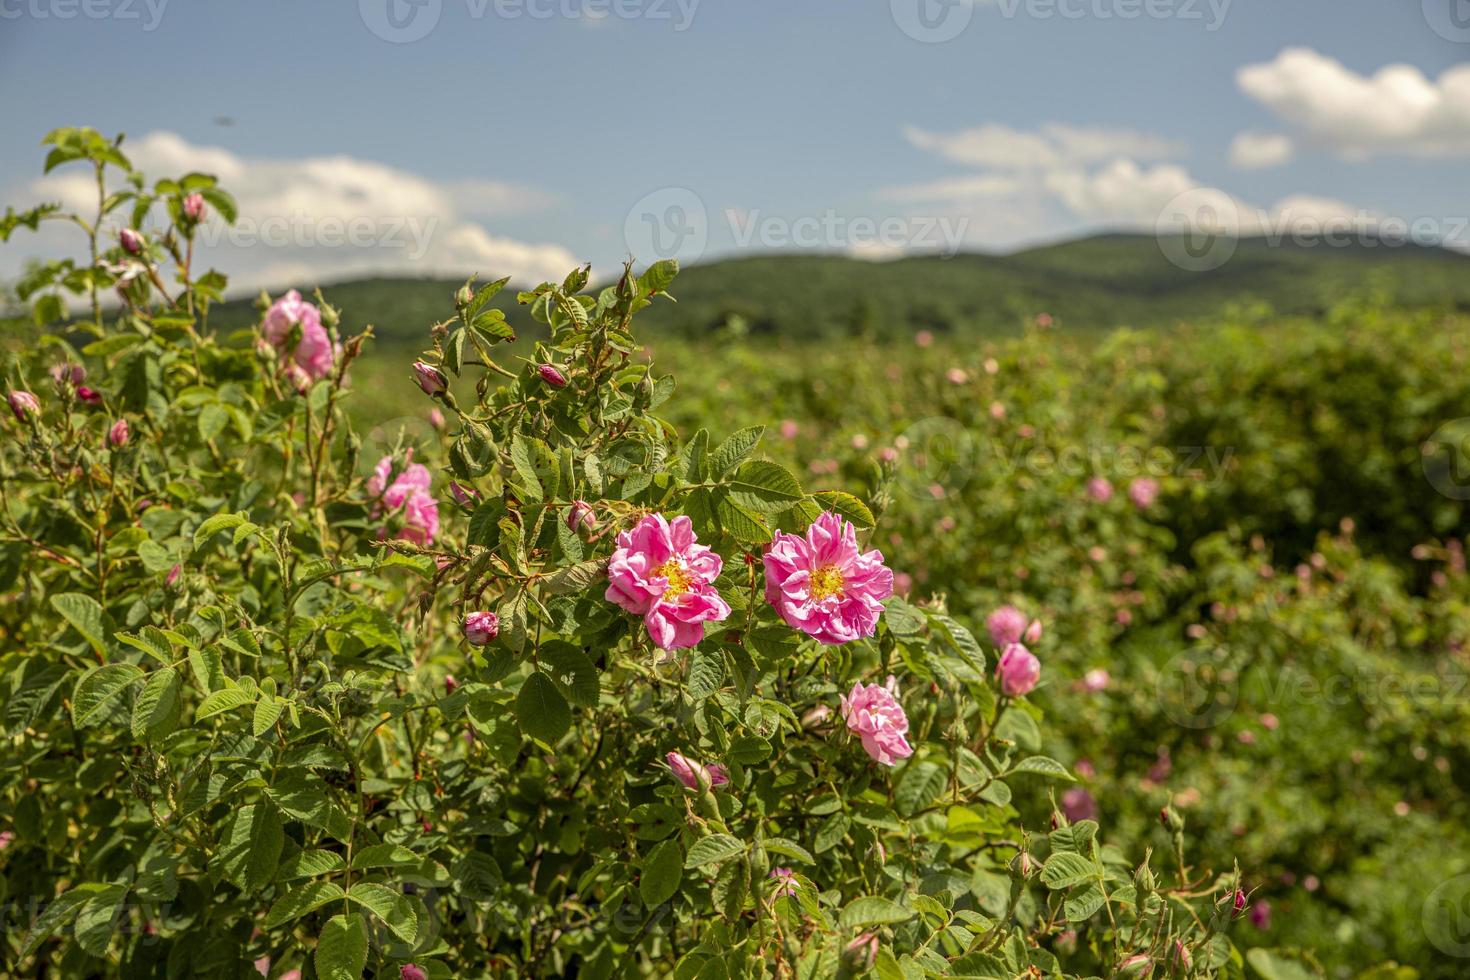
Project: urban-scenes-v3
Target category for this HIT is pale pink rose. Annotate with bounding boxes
[605,513,730,650]
[108,417,129,448]
[985,605,1028,647]
[261,290,337,381]
[1086,477,1114,502]
[840,677,913,766]
[8,390,39,423]
[412,360,447,395]
[1074,758,1095,779]
[779,419,799,440]
[367,453,439,545]
[254,956,271,977]
[464,612,499,645]
[945,367,968,385]
[983,357,999,375]
[996,642,1040,697]
[763,511,893,645]
[1128,477,1159,509]
[0,830,13,850]
[1024,618,1043,643]
[893,571,913,596]
[1035,312,1053,328]
[428,407,446,430]
[988,400,1006,419]
[1061,787,1096,822]
[1080,668,1111,692]
[183,192,206,222]
[914,329,934,348]
[665,751,728,791]
[50,362,85,385]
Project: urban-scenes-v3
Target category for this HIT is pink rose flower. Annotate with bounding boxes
[76,386,102,405]
[985,605,1028,647]
[769,867,798,897]
[779,419,799,440]
[261,290,338,382]
[945,367,968,385]
[183,192,206,222]
[840,677,913,766]
[412,360,447,396]
[1080,667,1111,692]
[605,513,730,650]
[119,228,143,254]
[763,511,893,645]
[428,407,446,430]
[1061,787,1097,822]
[367,453,439,545]
[51,362,85,385]
[996,642,1040,697]
[1128,477,1160,509]
[400,964,427,980]
[8,390,40,421]
[665,751,729,791]
[108,417,129,448]
[537,363,568,388]
[1086,476,1114,503]
[464,611,499,645]
[567,500,597,533]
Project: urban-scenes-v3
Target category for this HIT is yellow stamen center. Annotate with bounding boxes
[657,558,693,599]
[810,564,845,601]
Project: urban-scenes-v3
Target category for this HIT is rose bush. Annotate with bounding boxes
[1,128,1269,978]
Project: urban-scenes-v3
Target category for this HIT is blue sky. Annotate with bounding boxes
[1,0,1467,289]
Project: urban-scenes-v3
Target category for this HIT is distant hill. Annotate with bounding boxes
[206,233,1470,346]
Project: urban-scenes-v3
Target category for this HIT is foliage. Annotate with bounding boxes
[0,130,1283,978]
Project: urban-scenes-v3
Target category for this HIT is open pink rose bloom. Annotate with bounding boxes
[840,677,913,766]
[763,511,894,645]
[367,452,440,545]
[606,513,730,650]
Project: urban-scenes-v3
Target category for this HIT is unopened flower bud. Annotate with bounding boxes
[76,386,102,406]
[1172,940,1192,970]
[8,390,40,421]
[165,564,181,587]
[412,360,448,396]
[464,611,499,646]
[119,228,143,254]
[1134,862,1156,894]
[1024,618,1043,644]
[1232,887,1247,916]
[183,192,206,222]
[800,703,832,730]
[1010,851,1037,879]
[838,932,879,977]
[567,499,596,533]
[444,674,460,694]
[400,964,427,980]
[455,283,474,307]
[537,363,568,388]
[1118,953,1153,977]
[1160,805,1185,834]
[449,481,480,508]
[108,417,130,448]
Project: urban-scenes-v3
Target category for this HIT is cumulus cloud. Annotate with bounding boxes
[1236,47,1470,158]
[1228,131,1294,169]
[901,123,1185,170]
[11,131,577,294]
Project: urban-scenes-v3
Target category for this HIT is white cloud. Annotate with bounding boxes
[1236,47,1470,158]
[1228,131,1294,169]
[1043,159,1200,224]
[901,122,1184,170]
[12,131,577,294]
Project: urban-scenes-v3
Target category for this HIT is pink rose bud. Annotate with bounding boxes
[1118,953,1153,977]
[1086,476,1114,503]
[1023,618,1043,644]
[444,674,459,694]
[1035,312,1053,328]
[464,611,499,646]
[449,481,480,508]
[567,500,597,533]
[400,965,427,980]
[838,933,879,976]
[183,192,206,221]
[665,751,729,791]
[995,642,1040,697]
[50,362,85,385]
[800,704,831,730]
[428,407,446,430]
[1080,668,1111,692]
[8,390,40,421]
[119,228,143,254]
[166,564,181,587]
[77,386,103,405]
[108,417,130,447]
[1233,888,1248,916]
[1250,900,1271,930]
[412,360,448,396]
[986,605,1028,647]
[537,363,568,388]
[1172,940,1192,969]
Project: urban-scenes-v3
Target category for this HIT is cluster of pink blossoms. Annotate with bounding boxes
[367,452,439,545]
[261,290,339,388]
[987,604,1044,697]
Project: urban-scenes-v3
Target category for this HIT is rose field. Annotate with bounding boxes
[2,128,1470,980]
